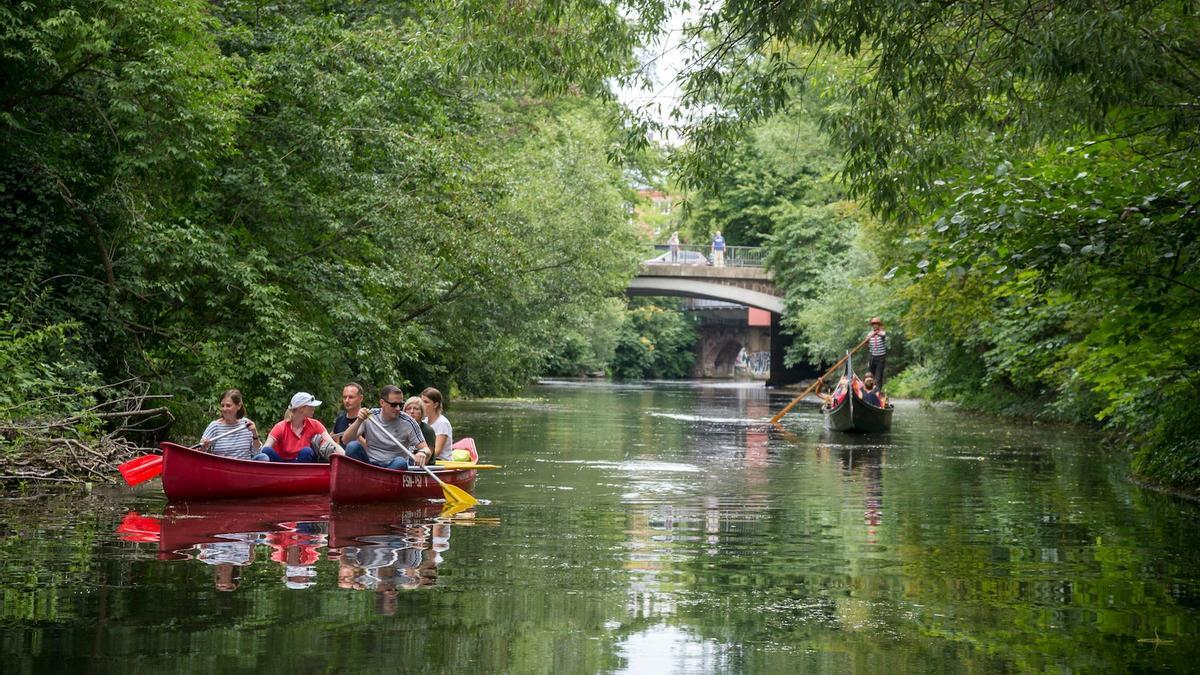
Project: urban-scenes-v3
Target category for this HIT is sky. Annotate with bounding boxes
[614,7,702,147]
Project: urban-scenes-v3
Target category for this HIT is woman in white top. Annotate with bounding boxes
[201,389,261,460]
[420,387,454,461]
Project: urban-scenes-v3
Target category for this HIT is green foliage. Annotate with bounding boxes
[1,0,645,434]
[783,223,896,367]
[683,108,842,246]
[542,298,626,377]
[883,360,934,400]
[611,298,697,379]
[654,0,1200,490]
[0,313,98,414]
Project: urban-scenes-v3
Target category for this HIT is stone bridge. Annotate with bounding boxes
[628,263,811,386]
[627,265,783,313]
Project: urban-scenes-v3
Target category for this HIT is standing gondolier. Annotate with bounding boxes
[866,317,887,389]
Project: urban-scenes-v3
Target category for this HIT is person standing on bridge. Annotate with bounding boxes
[711,231,725,267]
[866,317,888,390]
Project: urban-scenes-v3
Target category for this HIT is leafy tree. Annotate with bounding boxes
[650,0,1200,492]
[1,0,648,437]
[542,298,626,377]
[682,98,842,246]
[611,298,697,379]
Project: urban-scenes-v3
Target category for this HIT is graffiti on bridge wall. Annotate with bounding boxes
[734,348,771,378]
[748,351,770,377]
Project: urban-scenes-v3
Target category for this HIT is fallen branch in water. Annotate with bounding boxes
[0,380,171,486]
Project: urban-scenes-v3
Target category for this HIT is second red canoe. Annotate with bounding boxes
[329,454,478,503]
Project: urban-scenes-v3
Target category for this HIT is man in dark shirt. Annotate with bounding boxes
[331,382,365,446]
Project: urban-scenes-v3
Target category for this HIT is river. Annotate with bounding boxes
[2,380,1198,672]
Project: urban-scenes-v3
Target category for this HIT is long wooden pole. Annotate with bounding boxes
[768,336,870,425]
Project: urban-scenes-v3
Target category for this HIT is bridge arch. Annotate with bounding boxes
[628,259,813,386]
[626,277,785,314]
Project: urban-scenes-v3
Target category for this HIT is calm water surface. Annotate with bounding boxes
[3,380,1199,673]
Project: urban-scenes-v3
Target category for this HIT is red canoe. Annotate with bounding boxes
[330,454,478,503]
[160,442,331,501]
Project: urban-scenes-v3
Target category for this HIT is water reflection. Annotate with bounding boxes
[197,532,255,592]
[118,498,475,601]
[6,381,1200,672]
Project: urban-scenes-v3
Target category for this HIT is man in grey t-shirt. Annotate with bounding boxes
[341,384,432,470]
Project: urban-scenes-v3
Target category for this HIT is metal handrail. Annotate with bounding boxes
[649,244,765,267]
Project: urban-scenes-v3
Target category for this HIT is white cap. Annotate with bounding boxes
[289,392,322,409]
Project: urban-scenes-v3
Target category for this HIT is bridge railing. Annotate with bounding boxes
[650,244,765,267]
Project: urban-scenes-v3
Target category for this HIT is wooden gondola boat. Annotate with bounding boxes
[822,355,893,433]
[329,454,478,503]
[160,442,331,501]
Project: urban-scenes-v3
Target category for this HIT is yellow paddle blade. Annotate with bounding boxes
[439,500,474,518]
[440,482,479,508]
[435,461,503,469]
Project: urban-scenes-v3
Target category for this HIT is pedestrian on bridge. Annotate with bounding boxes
[711,231,725,267]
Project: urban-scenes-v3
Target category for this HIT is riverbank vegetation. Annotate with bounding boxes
[6,1,1197,496]
[666,1,1199,495]
[1,0,656,473]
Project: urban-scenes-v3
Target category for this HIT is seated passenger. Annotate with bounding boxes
[403,396,437,450]
[201,389,261,459]
[421,387,454,461]
[830,376,849,407]
[341,385,432,470]
[816,379,834,407]
[331,382,365,446]
[861,374,882,407]
[254,392,341,462]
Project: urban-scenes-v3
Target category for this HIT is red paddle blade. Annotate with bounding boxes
[116,511,162,543]
[119,454,163,486]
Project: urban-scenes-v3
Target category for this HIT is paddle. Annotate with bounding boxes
[768,336,870,425]
[116,511,162,543]
[119,421,252,486]
[366,416,479,508]
[435,461,502,470]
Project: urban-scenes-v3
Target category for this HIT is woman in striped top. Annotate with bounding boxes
[201,389,261,460]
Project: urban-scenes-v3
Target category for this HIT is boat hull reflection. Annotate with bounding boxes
[126,498,457,565]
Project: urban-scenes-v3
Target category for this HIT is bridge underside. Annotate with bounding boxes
[626,277,785,314]
[626,278,812,387]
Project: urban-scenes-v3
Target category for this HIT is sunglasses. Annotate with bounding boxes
[383,400,405,408]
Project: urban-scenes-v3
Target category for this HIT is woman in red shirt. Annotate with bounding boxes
[254,392,341,463]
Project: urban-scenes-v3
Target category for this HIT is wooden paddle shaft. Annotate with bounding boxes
[366,416,453,486]
[768,336,870,425]
[193,419,253,449]
[365,416,478,507]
